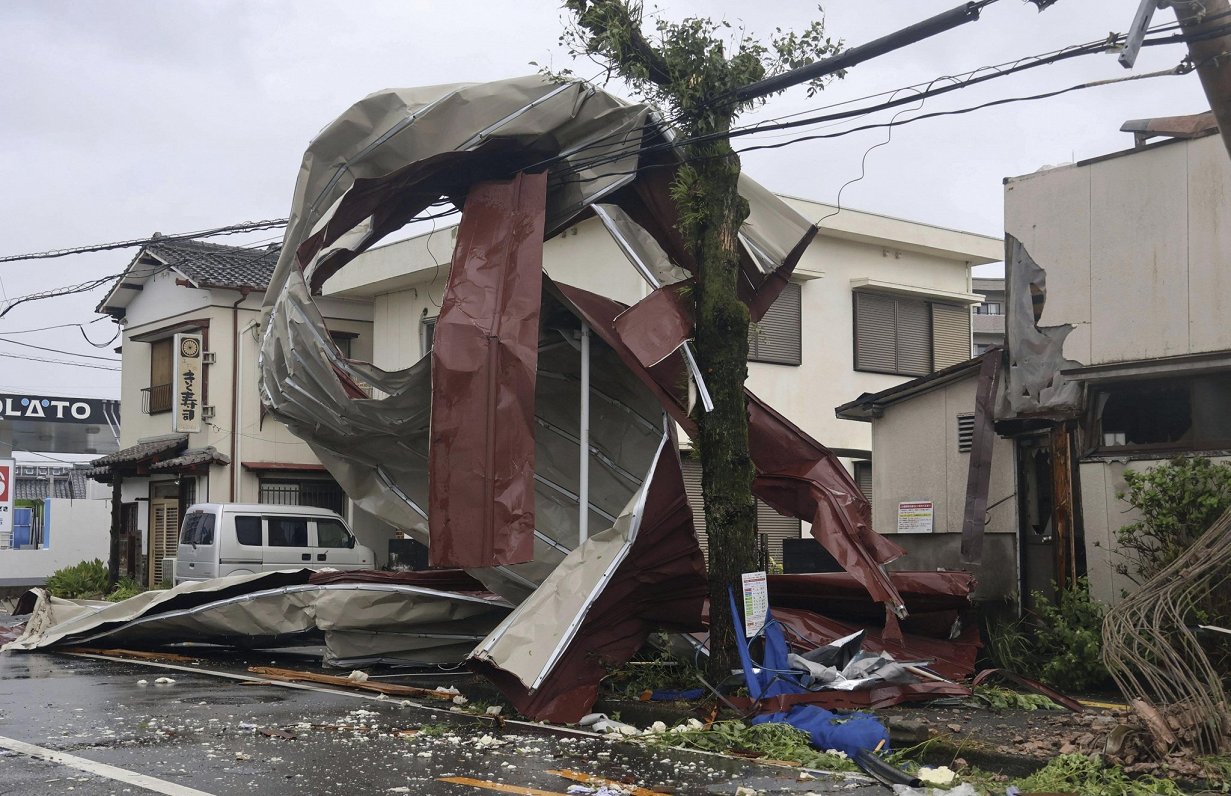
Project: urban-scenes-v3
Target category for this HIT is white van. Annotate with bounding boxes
[174,503,375,585]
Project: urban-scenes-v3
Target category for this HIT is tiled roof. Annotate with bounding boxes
[149,447,230,472]
[14,465,93,500]
[145,238,281,291]
[91,434,187,468]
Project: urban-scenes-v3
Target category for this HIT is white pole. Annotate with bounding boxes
[579,323,591,544]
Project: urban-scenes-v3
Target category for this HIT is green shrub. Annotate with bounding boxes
[106,578,145,602]
[44,559,109,599]
[986,577,1109,693]
[1116,456,1231,583]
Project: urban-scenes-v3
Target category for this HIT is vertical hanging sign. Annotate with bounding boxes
[173,333,203,433]
[0,458,13,547]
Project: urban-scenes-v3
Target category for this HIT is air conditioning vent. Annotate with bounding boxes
[202,352,217,364]
[202,405,216,420]
[957,414,975,453]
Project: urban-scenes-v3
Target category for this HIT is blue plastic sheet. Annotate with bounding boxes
[729,587,890,758]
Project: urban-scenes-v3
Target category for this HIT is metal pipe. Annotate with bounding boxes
[578,323,591,544]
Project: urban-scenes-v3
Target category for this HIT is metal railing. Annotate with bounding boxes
[142,383,172,414]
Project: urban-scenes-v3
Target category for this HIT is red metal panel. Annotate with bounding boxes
[428,172,548,568]
[469,442,708,723]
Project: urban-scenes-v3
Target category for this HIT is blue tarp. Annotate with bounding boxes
[729,588,890,758]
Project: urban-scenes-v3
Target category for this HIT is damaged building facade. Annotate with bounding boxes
[838,114,1231,607]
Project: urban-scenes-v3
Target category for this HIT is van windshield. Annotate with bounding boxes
[179,512,216,546]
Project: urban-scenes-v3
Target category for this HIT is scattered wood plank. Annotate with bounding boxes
[62,648,199,663]
[246,666,456,700]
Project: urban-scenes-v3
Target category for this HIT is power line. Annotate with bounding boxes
[0,336,122,362]
[0,219,288,265]
[0,352,121,371]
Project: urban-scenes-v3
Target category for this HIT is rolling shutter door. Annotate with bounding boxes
[854,292,897,372]
[895,298,932,376]
[749,282,802,365]
[932,302,971,369]
[681,456,708,559]
[757,500,800,567]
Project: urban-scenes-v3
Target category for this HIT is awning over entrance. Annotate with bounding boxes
[86,434,229,482]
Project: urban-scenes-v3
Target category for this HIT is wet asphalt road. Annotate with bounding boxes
[0,651,882,795]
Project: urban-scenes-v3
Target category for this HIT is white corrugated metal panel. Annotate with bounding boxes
[932,302,971,369]
[750,282,802,365]
[681,456,708,559]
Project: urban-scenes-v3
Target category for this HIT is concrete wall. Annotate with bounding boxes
[870,374,1018,600]
[1005,134,1231,367]
[0,498,112,587]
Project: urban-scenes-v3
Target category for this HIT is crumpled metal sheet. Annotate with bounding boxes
[2,570,511,667]
[555,283,908,614]
[256,74,902,720]
[428,173,548,568]
[469,433,707,723]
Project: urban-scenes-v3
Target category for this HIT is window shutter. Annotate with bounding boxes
[854,292,897,372]
[932,303,971,369]
[895,299,932,376]
[681,456,708,559]
[749,282,802,365]
[854,460,873,501]
[957,414,975,453]
[756,499,800,568]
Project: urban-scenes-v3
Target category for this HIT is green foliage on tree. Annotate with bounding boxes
[1116,456,1231,582]
[559,0,841,679]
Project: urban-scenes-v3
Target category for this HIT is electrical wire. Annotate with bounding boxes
[0,266,169,319]
[0,352,121,371]
[0,219,288,265]
[0,317,110,335]
[0,336,122,362]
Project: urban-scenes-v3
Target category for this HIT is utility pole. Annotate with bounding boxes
[1170,0,1231,157]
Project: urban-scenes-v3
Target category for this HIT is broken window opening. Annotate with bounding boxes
[1091,373,1231,454]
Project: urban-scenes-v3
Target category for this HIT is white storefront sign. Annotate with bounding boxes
[173,333,204,434]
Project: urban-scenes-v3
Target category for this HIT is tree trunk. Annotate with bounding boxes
[685,133,760,681]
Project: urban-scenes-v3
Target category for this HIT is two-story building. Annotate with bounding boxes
[836,112,1231,607]
[322,195,1003,563]
[89,237,382,585]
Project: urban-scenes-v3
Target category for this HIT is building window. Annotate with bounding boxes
[853,292,971,376]
[1090,373,1231,454]
[853,460,872,501]
[974,302,1003,315]
[145,338,174,414]
[422,316,437,357]
[748,282,802,366]
[957,414,975,453]
[680,454,800,562]
[259,477,346,516]
[330,332,355,358]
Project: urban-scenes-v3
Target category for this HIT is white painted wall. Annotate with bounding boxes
[0,498,112,587]
[1005,134,1231,366]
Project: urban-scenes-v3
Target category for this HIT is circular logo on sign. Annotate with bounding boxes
[180,337,201,358]
[0,469,7,501]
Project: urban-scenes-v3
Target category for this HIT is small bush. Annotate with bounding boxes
[986,577,1109,693]
[44,559,109,599]
[106,578,145,602]
[1116,456,1231,583]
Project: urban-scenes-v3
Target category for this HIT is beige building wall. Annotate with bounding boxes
[1005,133,1231,367]
[867,374,1018,599]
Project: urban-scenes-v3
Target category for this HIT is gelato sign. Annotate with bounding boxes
[0,394,114,424]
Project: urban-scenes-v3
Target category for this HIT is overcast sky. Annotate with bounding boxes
[0,0,1212,410]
